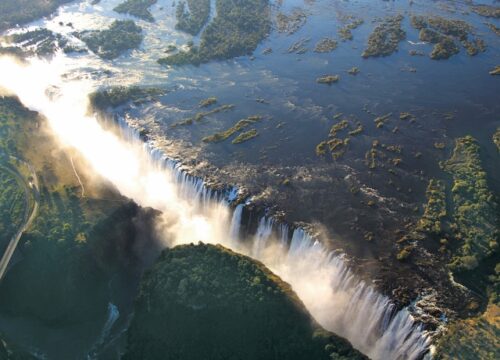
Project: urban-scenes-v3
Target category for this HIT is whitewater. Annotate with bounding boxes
[0,54,431,359]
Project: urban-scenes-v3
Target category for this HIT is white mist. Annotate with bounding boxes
[0,55,430,360]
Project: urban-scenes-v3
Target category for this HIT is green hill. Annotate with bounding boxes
[124,243,367,360]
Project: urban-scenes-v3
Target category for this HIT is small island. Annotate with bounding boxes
[78,20,143,60]
[114,0,158,22]
[175,0,211,35]
[158,0,270,66]
[362,15,405,58]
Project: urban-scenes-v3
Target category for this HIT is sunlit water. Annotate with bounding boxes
[0,55,431,359]
[1,0,499,357]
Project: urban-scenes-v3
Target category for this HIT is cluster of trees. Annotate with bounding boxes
[114,0,158,22]
[124,243,367,360]
[89,85,164,110]
[2,29,67,58]
[0,97,107,325]
[416,179,447,235]
[436,302,500,359]
[0,0,72,32]
[159,0,271,66]
[0,169,25,251]
[0,97,162,356]
[398,136,498,272]
[78,20,143,60]
[202,115,261,143]
[0,97,27,157]
[410,15,484,60]
[443,136,498,272]
[175,0,211,35]
[362,15,406,58]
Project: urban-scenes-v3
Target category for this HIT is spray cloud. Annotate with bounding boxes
[0,54,430,360]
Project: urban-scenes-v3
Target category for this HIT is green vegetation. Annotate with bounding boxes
[232,129,258,144]
[0,97,104,323]
[123,243,367,360]
[176,0,211,35]
[397,246,412,261]
[348,124,363,136]
[396,179,447,260]
[314,38,337,53]
[436,303,500,359]
[0,0,72,32]
[114,0,158,22]
[494,128,500,151]
[0,96,160,331]
[443,136,498,271]
[486,23,500,36]
[338,18,364,41]
[430,37,460,60]
[170,104,235,128]
[462,38,486,56]
[347,67,360,75]
[418,28,443,43]
[426,17,471,39]
[158,0,270,66]
[409,49,425,56]
[365,142,378,169]
[315,118,361,160]
[78,20,143,60]
[329,119,349,137]
[362,15,405,58]
[416,180,447,234]
[363,140,405,171]
[89,86,164,110]
[287,38,310,54]
[0,168,25,249]
[316,75,339,84]
[399,112,413,120]
[199,97,217,108]
[470,5,500,19]
[374,113,391,128]
[411,15,481,60]
[276,9,307,35]
[1,29,67,58]
[202,115,262,143]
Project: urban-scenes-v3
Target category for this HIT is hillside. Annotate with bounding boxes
[0,96,161,357]
[124,243,367,360]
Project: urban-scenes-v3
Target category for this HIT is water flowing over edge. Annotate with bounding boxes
[116,116,433,360]
[0,55,433,360]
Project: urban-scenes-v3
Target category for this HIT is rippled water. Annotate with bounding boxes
[0,0,498,358]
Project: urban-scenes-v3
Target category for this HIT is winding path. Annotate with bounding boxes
[0,158,39,282]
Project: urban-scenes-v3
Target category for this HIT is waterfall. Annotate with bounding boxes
[0,55,431,360]
[229,203,244,243]
[100,303,119,343]
[242,221,431,360]
[252,217,274,258]
[87,303,120,359]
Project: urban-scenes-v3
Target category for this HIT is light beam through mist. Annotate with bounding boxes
[0,55,431,360]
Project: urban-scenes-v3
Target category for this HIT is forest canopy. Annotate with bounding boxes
[124,243,367,360]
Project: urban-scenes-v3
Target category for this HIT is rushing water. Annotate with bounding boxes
[0,55,432,359]
[3,0,498,357]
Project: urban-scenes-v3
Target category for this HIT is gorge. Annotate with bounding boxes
[0,55,431,359]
